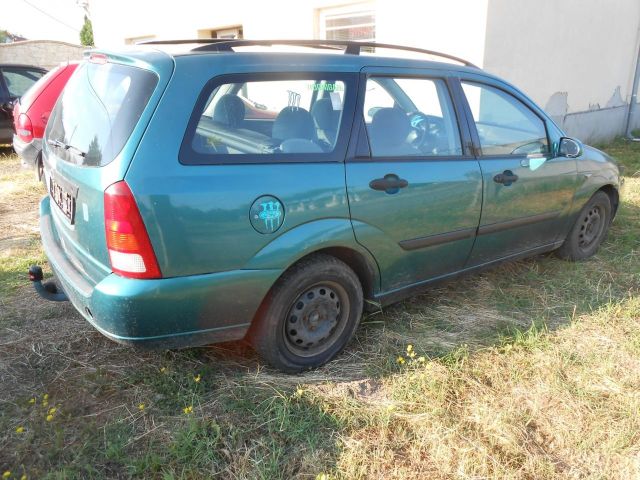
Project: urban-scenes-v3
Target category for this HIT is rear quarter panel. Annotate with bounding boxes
[126,55,370,281]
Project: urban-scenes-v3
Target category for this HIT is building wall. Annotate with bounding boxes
[483,0,640,142]
[0,40,86,70]
[91,0,640,142]
[91,0,346,46]
[375,0,488,68]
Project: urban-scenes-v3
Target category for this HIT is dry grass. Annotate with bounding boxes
[0,141,638,479]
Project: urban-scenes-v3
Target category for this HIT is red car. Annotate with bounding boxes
[13,61,79,180]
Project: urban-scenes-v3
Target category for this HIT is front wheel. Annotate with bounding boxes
[248,254,363,373]
[556,191,612,261]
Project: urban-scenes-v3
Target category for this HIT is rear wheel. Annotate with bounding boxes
[35,154,44,183]
[556,191,612,261]
[248,254,363,373]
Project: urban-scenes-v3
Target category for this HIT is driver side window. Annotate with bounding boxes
[461,81,549,156]
[364,77,462,157]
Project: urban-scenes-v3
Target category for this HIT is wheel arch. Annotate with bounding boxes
[598,184,620,218]
[312,246,377,301]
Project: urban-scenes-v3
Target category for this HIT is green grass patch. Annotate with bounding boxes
[0,139,639,479]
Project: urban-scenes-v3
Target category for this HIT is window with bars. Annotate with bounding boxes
[319,5,375,42]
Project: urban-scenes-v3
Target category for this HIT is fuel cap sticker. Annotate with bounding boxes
[250,195,284,234]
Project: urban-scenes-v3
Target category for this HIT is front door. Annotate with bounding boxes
[346,71,483,292]
[457,80,579,265]
[0,74,11,143]
[0,66,46,142]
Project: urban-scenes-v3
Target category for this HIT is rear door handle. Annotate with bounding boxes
[493,170,519,186]
[369,174,409,194]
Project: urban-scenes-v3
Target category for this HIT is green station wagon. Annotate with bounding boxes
[30,40,623,372]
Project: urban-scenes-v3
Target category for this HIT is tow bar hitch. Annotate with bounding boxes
[28,265,69,302]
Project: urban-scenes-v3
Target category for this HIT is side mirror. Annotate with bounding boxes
[558,137,582,158]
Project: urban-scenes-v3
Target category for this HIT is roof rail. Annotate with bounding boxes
[141,39,478,68]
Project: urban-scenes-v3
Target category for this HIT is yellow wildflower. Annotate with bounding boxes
[3,471,10,478]
[183,405,193,415]
[20,475,27,480]
[138,403,145,411]
[193,374,201,383]
[406,344,413,353]
[296,387,304,396]
[43,394,49,401]
[46,414,54,422]
[408,351,416,359]
[160,367,166,373]
[396,356,405,365]
[48,407,57,415]
[28,398,35,405]
[418,356,426,363]
[15,426,24,433]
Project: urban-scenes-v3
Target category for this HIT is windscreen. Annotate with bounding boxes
[45,61,158,167]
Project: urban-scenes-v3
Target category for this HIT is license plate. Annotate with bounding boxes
[50,176,76,223]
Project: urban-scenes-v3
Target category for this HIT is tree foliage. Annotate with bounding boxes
[80,16,94,46]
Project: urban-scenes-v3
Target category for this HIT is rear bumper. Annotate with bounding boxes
[13,135,41,168]
[38,197,280,348]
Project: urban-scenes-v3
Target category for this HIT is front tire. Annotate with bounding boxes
[248,254,363,373]
[556,191,612,261]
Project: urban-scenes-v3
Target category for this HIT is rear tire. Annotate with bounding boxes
[248,254,363,373]
[556,191,612,261]
[35,154,44,183]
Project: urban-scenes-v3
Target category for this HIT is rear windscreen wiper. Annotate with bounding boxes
[47,138,86,157]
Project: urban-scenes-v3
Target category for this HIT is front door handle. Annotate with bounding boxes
[369,174,409,194]
[493,170,519,186]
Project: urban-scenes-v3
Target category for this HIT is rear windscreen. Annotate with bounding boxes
[45,61,158,167]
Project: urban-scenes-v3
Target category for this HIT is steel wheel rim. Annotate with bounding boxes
[578,204,605,250]
[283,281,350,358]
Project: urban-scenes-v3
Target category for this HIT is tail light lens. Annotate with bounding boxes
[104,181,161,279]
[16,113,33,142]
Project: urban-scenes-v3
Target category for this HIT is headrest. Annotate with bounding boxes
[213,94,245,127]
[272,107,316,141]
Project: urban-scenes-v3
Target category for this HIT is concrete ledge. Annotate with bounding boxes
[551,103,640,144]
[0,40,86,70]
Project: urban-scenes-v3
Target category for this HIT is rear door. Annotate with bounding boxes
[346,68,483,292]
[456,78,578,265]
[42,55,171,285]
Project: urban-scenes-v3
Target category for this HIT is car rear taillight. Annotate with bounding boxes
[16,113,33,142]
[104,181,161,279]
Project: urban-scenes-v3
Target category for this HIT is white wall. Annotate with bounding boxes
[375,0,488,68]
[483,0,640,115]
[91,0,351,47]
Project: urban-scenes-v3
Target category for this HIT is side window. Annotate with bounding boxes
[1,68,45,98]
[461,82,549,156]
[364,77,462,157]
[186,76,351,160]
